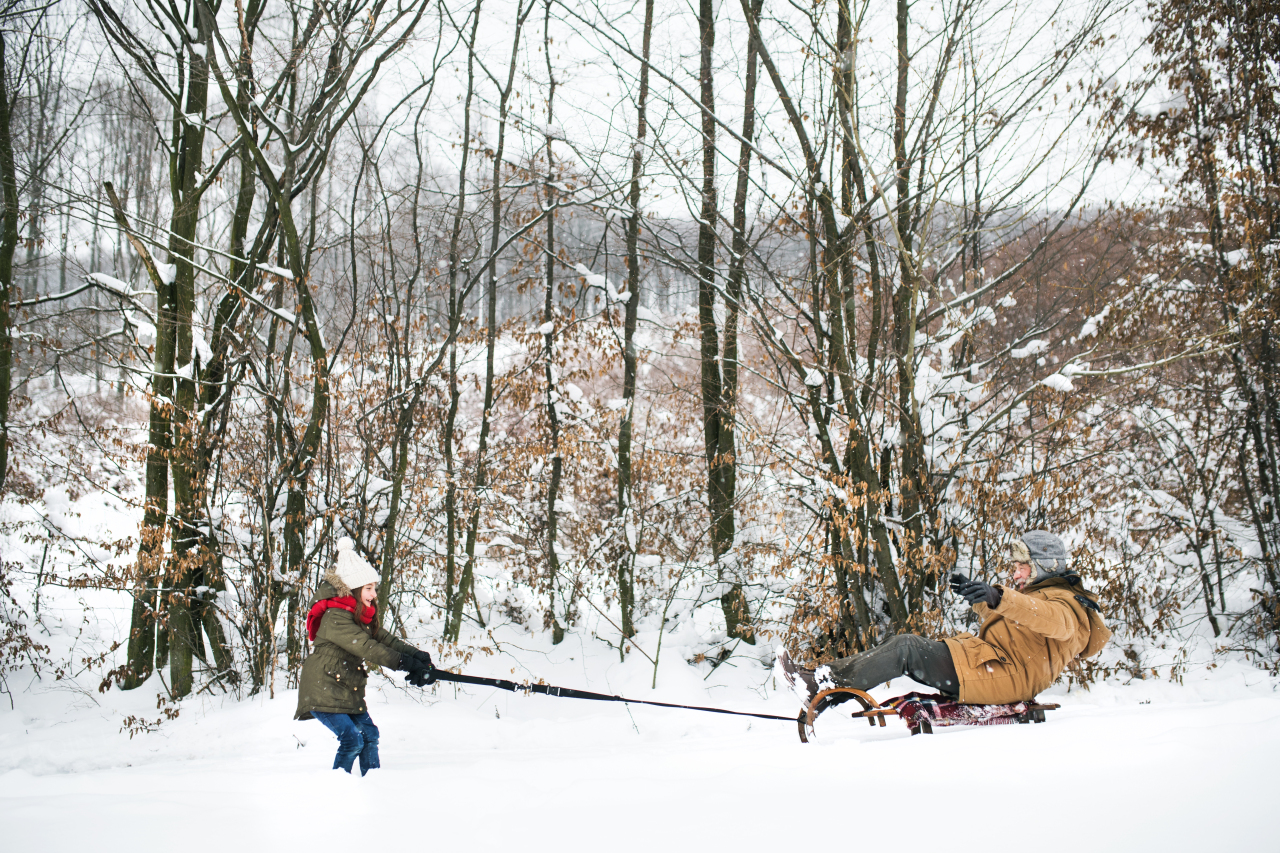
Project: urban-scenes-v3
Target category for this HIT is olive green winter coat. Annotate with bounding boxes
[294,571,417,720]
[943,575,1111,705]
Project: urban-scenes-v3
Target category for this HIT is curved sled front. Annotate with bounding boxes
[797,687,886,743]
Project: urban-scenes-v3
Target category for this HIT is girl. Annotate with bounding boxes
[295,537,434,774]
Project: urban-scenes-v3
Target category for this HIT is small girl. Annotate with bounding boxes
[295,537,434,774]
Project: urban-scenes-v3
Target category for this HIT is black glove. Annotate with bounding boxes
[399,651,436,687]
[411,648,436,685]
[394,650,424,676]
[949,572,1002,608]
[410,648,433,670]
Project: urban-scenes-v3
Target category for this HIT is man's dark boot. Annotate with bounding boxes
[775,647,819,708]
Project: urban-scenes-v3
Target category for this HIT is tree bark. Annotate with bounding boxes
[104,172,176,690]
[890,0,930,617]
[0,30,18,499]
[541,0,565,645]
[696,0,751,642]
[616,0,655,645]
[441,0,484,636]
[166,17,213,700]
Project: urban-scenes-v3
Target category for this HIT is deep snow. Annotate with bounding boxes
[2,477,1274,850]
[2,629,1275,852]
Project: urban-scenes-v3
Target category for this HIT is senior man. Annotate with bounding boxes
[778,530,1111,707]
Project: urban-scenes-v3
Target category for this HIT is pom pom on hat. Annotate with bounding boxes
[333,536,380,591]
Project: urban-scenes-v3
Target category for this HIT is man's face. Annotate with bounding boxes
[1011,561,1033,590]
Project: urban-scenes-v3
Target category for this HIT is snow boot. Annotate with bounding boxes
[775,647,819,708]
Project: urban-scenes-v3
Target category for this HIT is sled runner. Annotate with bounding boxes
[797,688,1059,742]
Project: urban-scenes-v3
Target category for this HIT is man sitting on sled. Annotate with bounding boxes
[777,530,1111,709]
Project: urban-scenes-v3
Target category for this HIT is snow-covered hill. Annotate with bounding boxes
[2,628,1274,852]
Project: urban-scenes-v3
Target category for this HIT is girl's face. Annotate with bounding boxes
[358,583,377,608]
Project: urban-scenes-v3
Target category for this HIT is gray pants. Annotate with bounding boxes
[823,634,959,698]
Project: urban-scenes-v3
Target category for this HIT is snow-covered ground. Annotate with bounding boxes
[2,626,1275,852]
[3,448,1274,850]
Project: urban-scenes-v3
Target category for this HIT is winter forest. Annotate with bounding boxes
[0,0,1277,844]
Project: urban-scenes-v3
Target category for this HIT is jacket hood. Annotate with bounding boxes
[1029,575,1111,659]
[1026,572,1096,598]
[311,571,352,606]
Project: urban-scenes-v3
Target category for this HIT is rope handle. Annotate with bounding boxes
[430,669,795,722]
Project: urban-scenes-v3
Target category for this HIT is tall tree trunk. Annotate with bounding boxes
[379,387,420,616]
[94,1,226,695]
[0,30,17,499]
[695,0,747,643]
[103,175,175,688]
[616,0,655,646]
[828,0,871,652]
[541,0,565,644]
[166,20,213,700]
[186,4,263,687]
[263,120,332,677]
[738,0,909,633]
[890,0,930,618]
[447,0,536,642]
[442,0,486,642]
[719,0,764,645]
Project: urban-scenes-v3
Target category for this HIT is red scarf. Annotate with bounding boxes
[306,596,375,641]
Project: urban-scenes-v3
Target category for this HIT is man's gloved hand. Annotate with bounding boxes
[949,572,1002,608]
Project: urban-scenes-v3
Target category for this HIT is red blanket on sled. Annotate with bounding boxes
[883,692,1031,730]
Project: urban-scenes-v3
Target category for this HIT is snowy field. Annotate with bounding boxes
[2,629,1275,852]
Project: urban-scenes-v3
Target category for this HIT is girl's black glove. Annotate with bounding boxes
[402,658,432,687]
[407,648,436,686]
[412,645,437,686]
[949,573,1002,608]
[397,653,434,687]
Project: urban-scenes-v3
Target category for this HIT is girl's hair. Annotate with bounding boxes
[351,585,381,632]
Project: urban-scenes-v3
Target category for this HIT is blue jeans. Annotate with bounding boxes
[312,711,380,775]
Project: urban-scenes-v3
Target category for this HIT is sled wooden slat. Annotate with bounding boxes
[850,706,898,724]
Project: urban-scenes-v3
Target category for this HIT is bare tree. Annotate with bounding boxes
[731,0,1136,651]
[1128,0,1280,649]
[614,0,656,647]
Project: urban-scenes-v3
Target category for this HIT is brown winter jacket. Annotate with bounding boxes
[294,571,417,720]
[943,575,1110,705]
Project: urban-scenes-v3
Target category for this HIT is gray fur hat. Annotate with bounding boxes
[1010,530,1069,581]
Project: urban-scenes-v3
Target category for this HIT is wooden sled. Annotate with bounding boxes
[797,687,1060,743]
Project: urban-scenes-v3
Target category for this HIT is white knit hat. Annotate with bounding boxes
[334,537,380,591]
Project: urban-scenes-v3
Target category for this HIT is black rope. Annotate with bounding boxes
[430,669,796,722]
